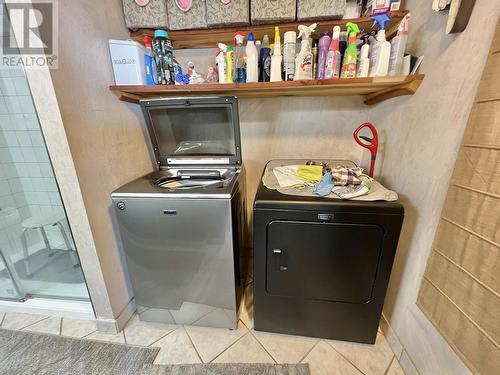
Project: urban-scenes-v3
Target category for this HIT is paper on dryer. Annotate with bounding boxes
[273,165,309,188]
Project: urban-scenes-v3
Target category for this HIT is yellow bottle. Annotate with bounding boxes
[226,46,234,83]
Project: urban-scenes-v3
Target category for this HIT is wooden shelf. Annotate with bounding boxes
[130,11,408,50]
[110,74,424,105]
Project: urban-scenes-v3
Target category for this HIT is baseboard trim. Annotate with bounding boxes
[96,299,136,333]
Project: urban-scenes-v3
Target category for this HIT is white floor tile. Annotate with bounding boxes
[387,356,405,375]
[1,312,47,330]
[124,315,177,347]
[212,332,274,363]
[327,332,394,375]
[153,327,202,365]
[61,318,97,338]
[185,320,247,362]
[302,341,362,375]
[252,329,318,364]
[23,316,60,335]
[85,330,125,344]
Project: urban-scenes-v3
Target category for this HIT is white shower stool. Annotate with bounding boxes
[21,211,79,276]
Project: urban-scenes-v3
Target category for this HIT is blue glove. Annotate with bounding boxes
[313,172,334,197]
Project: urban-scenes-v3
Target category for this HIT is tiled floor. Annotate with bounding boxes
[0,284,405,375]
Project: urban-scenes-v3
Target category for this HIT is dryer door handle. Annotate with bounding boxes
[273,249,288,271]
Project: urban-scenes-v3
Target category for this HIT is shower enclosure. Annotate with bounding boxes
[0,6,89,303]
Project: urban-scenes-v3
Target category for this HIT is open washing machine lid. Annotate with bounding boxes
[141,97,242,168]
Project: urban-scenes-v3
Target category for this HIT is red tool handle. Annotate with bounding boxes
[353,122,379,178]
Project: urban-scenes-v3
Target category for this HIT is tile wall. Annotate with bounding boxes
[0,67,71,260]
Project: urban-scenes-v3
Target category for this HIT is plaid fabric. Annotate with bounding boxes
[331,167,362,186]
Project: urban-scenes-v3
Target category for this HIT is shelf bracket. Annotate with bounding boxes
[364,78,422,105]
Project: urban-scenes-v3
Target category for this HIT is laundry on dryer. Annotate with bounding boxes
[112,97,246,329]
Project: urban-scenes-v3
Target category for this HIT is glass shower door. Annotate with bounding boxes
[0,4,89,301]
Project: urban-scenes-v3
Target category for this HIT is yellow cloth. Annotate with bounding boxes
[295,165,323,182]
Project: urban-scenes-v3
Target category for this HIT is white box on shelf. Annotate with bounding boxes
[108,40,147,85]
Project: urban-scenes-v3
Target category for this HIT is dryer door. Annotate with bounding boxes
[266,220,384,304]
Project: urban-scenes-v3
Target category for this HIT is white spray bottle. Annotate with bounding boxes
[369,13,391,77]
[294,23,317,81]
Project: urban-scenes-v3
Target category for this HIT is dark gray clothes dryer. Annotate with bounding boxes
[253,159,404,344]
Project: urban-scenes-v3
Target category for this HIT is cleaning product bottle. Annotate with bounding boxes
[369,13,391,77]
[357,34,371,78]
[152,29,175,85]
[283,31,297,81]
[233,32,247,83]
[270,27,282,82]
[312,40,318,80]
[259,35,271,82]
[324,26,341,79]
[143,36,157,85]
[316,31,331,79]
[246,32,258,82]
[388,12,410,75]
[340,22,360,79]
[226,45,234,83]
[217,43,227,84]
[294,23,317,81]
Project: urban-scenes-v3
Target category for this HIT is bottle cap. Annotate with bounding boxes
[262,35,270,47]
[256,40,261,46]
[234,31,246,45]
[284,31,297,44]
[154,29,168,38]
[143,36,153,48]
[321,31,329,36]
[248,32,255,42]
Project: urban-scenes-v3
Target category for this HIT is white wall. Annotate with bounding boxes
[370,1,500,374]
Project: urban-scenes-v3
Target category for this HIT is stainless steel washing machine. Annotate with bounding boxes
[112,97,246,329]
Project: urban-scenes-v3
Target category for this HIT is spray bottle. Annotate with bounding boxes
[294,23,317,81]
[217,43,227,84]
[233,32,247,83]
[340,22,360,79]
[369,13,391,77]
[259,35,271,82]
[246,32,258,82]
[389,12,410,75]
[357,34,371,78]
[270,27,282,82]
[226,46,234,83]
[324,26,341,79]
[316,31,331,80]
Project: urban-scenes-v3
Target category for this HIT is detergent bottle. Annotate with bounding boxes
[233,31,247,83]
[369,13,391,77]
[216,43,227,84]
[324,26,341,79]
[246,32,258,82]
[340,22,360,79]
[259,35,271,82]
[270,26,282,82]
[226,45,234,83]
[316,31,331,79]
[294,23,317,81]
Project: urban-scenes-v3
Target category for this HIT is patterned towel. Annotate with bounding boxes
[330,167,364,186]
